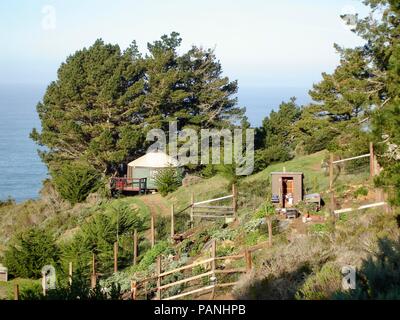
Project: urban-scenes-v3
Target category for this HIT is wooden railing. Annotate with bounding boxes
[190,184,238,224]
[130,239,258,300]
[110,177,147,193]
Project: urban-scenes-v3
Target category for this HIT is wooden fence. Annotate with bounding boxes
[130,239,262,300]
[328,142,390,215]
[170,185,238,240]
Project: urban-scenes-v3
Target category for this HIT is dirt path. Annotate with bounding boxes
[140,193,170,217]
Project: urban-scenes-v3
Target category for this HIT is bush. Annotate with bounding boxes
[335,237,400,299]
[295,263,342,300]
[0,197,15,208]
[154,167,182,196]
[4,228,60,279]
[52,163,101,205]
[354,186,369,198]
[61,202,146,276]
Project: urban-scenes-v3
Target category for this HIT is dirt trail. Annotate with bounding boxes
[140,194,170,217]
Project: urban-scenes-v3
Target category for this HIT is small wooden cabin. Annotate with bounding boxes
[127,151,180,190]
[271,172,303,208]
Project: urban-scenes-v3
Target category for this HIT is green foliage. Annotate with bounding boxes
[31,33,243,176]
[52,163,101,205]
[154,167,182,196]
[61,201,146,276]
[4,228,60,279]
[354,186,369,198]
[254,98,302,172]
[335,237,400,300]
[295,263,342,300]
[256,201,276,218]
[134,241,170,272]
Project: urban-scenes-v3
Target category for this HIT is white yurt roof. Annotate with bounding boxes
[128,151,179,168]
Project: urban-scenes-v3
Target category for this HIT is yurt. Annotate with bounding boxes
[127,151,180,189]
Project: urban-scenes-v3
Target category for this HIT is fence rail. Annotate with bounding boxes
[130,238,261,300]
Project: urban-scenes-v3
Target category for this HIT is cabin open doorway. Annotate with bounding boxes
[282,177,294,208]
[271,172,303,209]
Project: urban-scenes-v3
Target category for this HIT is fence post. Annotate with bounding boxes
[114,241,118,273]
[68,262,73,286]
[151,214,155,248]
[14,284,19,300]
[245,249,252,273]
[211,239,216,272]
[190,193,194,227]
[91,253,97,288]
[156,256,162,300]
[369,142,375,179]
[329,153,335,215]
[42,273,47,296]
[210,239,217,300]
[232,184,238,220]
[131,280,137,300]
[133,229,138,266]
[170,204,175,242]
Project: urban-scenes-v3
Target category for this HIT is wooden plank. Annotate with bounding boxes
[14,284,19,300]
[215,268,247,274]
[217,282,239,288]
[114,242,118,273]
[247,241,270,252]
[193,195,233,206]
[334,202,387,215]
[151,214,155,248]
[192,210,234,215]
[133,229,138,266]
[68,262,73,286]
[159,257,214,277]
[163,285,216,301]
[332,153,370,164]
[193,206,234,210]
[370,142,374,178]
[214,254,245,260]
[156,256,161,300]
[192,214,233,219]
[158,271,214,290]
[211,240,216,272]
[170,204,175,241]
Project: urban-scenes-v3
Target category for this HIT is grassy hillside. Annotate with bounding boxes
[1,150,396,300]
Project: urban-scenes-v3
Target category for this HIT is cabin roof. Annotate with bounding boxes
[128,151,179,168]
[270,172,303,176]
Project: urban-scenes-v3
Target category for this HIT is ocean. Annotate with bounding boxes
[0,84,310,203]
[0,84,48,203]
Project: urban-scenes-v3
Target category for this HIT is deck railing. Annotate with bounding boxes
[110,177,147,193]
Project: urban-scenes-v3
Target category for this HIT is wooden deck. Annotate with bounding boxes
[110,177,148,193]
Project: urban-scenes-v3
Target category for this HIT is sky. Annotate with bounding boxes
[0,0,370,125]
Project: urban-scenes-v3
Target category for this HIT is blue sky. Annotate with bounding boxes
[0,0,368,88]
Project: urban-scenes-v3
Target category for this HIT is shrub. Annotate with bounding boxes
[354,186,369,198]
[295,263,342,300]
[52,163,101,205]
[335,237,400,299]
[0,197,15,208]
[154,167,182,196]
[4,228,60,279]
[62,202,146,276]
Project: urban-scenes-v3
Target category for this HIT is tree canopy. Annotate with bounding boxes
[31,32,243,177]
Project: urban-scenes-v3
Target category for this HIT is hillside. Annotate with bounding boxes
[0,150,397,300]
